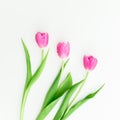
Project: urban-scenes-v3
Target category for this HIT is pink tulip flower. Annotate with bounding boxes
[35,32,49,48]
[83,55,98,70]
[57,42,70,59]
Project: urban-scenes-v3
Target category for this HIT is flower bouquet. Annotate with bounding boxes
[20,32,104,120]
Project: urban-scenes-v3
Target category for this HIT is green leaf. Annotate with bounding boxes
[26,50,49,89]
[53,80,85,120]
[62,84,105,120]
[54,73,72,100]
[20,40,32,120]
[21,39,32,89]
[36,73,73,120]
[41,60,69,109]
[36,99,59,120]
[42,67,62,109]
[20,41,49,120]
[63,59,69,68]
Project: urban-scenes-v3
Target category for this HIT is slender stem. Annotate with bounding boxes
[36,60,65,120]
[62,59,64,70]
[20,49,45,120]
[20,85,31,120]
[41,49,44,60]
[65,71,89,115]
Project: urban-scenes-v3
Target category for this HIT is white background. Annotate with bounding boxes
[0,0,120,120]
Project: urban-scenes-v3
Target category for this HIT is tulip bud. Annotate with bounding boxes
[83,55,97,70]
[57,42,70,59]
[35,32,49,48]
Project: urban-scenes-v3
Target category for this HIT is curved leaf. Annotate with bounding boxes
[53,80,84,120]
[62,84,105,120]
[21,49,49,117]
[27,50,49,89]
[36,99,59,120]
[20,41,49,120]
[20,40,32,120]
[36,72,72,120]
[54,73,72,99]
[41,60,69,109]
[21,40,32,89]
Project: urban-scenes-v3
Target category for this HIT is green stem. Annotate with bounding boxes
[41,49,44,60]
[36,60,65,120]
[63,71,89,117]
[20,85,31,120]
[62,60,64,70]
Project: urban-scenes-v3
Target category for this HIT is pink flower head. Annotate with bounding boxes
[57,42,70,59]
[83,55,98,71]
[35,32,49,48]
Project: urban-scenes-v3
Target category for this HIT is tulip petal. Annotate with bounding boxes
[57,42,70,59]
[35,32,49,48]
[83,55,98,71]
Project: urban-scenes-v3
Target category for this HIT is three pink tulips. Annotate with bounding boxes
[20,32,103,120]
